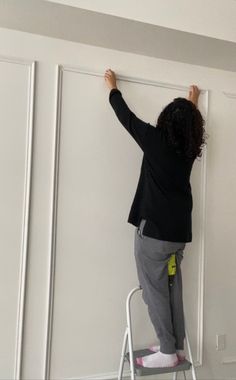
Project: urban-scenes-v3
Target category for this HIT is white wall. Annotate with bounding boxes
[0,27,236,380]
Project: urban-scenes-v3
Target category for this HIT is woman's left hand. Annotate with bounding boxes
[104,69,117,90]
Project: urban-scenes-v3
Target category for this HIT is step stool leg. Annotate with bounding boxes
[172,371,178,379]
[118,286,141,380]
[118,327,128,380]
[184,314,197,380]
[126,287,141,380]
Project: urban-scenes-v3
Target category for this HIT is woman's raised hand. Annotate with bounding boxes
[104,69,118,90]
[188,85,200,107]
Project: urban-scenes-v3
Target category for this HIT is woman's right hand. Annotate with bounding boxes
[188,85,200,106]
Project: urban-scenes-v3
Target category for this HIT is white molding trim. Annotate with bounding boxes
[222,91,236,99]
[44,64,63,380]
[222,356,236,364]
[0,55,36,380]
[58,64,209,95]
[45,64,209,378]
[196,89,209,368]
[0,54,35,66]
[67,368,131,380]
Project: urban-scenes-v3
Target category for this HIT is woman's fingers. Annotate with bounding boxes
[189,85,200,97]
[105,68,115,77]
[104,68,117,89]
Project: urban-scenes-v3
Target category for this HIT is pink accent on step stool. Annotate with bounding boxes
[136,357,143,366]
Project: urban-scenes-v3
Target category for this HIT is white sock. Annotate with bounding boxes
[148,344,160,352]
[176,349,185,359]
[136,351,179,368]
[149,344,185,360]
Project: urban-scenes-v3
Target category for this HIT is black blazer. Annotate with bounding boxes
[109,88,195,242]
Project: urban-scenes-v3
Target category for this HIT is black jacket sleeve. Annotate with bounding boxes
[109,88,155,151]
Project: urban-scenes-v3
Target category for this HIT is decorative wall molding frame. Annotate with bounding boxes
[222,91,236,99]
[45,64,209,379]
[44,64,63,380]
[0,55,36,380]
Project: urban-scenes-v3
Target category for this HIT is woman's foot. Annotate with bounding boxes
[148,344,186,361]
[176,349,186,361]
[136,351,179,368]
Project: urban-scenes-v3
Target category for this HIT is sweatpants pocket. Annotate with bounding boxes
[137,218,147,239]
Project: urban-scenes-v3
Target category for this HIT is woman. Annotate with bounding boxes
[104,69,207,368]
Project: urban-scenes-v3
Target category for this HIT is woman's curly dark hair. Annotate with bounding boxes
[156,97,209,160]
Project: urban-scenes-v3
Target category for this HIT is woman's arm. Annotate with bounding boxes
[105,69,155,151]
[108,87,154,151]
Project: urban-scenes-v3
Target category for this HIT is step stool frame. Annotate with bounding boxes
[118,285,197,380]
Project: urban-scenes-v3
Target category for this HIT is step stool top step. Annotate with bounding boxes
[125,348,192,376]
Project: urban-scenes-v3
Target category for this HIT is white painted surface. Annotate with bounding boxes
[1,1,236,72]
[0,58,34,380]
[0,26,235,380]
[45,0,236,42]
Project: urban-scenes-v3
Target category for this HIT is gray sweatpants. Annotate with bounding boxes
[134,218,186,354]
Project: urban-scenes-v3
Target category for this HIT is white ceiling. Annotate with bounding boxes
[0,0,236,72]
[44,0,236,43]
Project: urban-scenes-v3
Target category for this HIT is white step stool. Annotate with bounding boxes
[118,286,197,380]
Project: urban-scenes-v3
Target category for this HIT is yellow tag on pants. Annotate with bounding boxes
[168,254,176,276]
